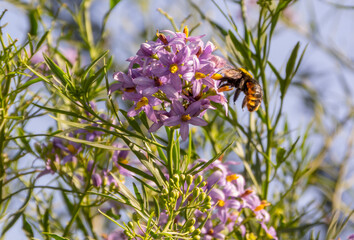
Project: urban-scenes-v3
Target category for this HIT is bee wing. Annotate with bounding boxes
[223,68,242,79]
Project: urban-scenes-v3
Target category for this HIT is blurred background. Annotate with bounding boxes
[0,0,353,239]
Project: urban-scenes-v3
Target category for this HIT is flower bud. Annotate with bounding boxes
[186,174,193,186]
[193,187,200,197]
[200,181,207,188]
[188,226,195,233]
[173,174,180,182]
[162,188,169,195]
[198,192,206,202]
[128,221,134,229]
[192,229,201,236]
[186,218,196,227]
[195,175,203,185]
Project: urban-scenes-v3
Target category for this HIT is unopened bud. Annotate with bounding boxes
[195,175,203,185]
[188,226,195,233]
[193,188,200,197]
[186,174,193,186]
[198,192,206,202]
[200,181,207,187]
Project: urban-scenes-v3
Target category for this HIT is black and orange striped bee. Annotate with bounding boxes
[218,68,263,112]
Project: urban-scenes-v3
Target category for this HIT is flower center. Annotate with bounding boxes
[154,77,162,86]
[195,72,206,79]
[218,86,233,92]
[212,73,223,80]
[181,114,191,121]
[218,200,225,207]
[124,87,135,92]
[119,158,129,164]
[226,174,239,182]
[254,200,271,211]
[67,144,76,154]
[207,229,214,235]
[170,64,179,74]
[135,97,149,110]
[240,189,253,198]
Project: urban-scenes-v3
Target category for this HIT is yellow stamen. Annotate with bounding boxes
[170,64,179,74]
[239,68,253,78]
[218,200,225,207]
[135,97,149,110]
[212,73,223,80]
[226,174,239,182]
[208,229,214,235]
[156,30,168,45]
[254,200,271,211]
[195,72,206,79]
[218,86,233,92]
[181,114,191,121]
[119,159,129,164]
[183,26,189,38]
[241,189,253,198]
[67,144,76,154]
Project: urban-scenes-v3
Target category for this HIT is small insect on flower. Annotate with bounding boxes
[218,68,263,112]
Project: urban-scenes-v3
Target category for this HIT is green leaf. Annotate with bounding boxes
[105,208,121,220]
[110,0,121,9]
[268,61,283,82]
[276,147,286,165]
[42,232,70,240]
[286,42,300,78]
[28,9,38,36]
[82,50,108,80]
[120,110,143,135]
[133,176,159,193]
[1,188,32,236]
[22,215,34,238]
[189,140,235,175]
[55,134,129,151]
[43,54,73,87]
[153,197,160,223]
[36,31,49,51]
[10,78,42,95]
[119,162,156,183]
[133,183,144,209]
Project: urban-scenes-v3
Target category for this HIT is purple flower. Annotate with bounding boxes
[91,173,102,187]
[126,92,161,123]
[209,188,241,223]
[201,219,225,240]
[110,27,230,141]
[53,137,82,164]
[260,222,278,240]
[164,101,207,141]
[348,234,354,240]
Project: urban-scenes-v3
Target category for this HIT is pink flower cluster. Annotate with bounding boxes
[111,27,228,140]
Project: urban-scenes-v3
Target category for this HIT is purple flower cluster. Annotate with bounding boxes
[36,103,134,187]
[197,159,277,240]
[111,27,228,140]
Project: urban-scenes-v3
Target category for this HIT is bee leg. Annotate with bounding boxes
[233,88,242,102]
[242,96,247,109]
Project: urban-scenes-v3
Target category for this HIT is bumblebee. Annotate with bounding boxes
[218,68,263,112]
